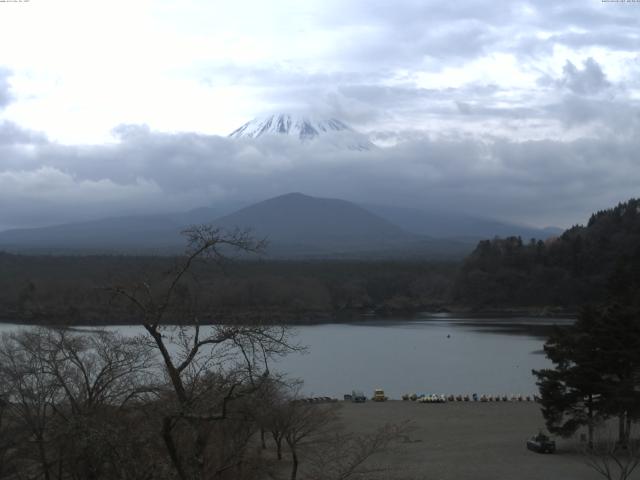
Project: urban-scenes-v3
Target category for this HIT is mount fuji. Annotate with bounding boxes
[229,113,374,150]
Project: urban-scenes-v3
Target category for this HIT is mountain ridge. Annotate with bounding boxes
[212,192,413,249]
[0,192,561,258]
[363,203,562,241]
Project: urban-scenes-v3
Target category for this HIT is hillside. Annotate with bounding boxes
[0,206,230,253]
[453,198,640,308]
[0,193,473,259]
[213,193,410,252]
[0,192,558,260]
[363,203,561,240]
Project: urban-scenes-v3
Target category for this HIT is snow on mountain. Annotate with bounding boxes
[228,113,374,150]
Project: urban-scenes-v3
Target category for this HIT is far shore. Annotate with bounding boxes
[0,305,577,327]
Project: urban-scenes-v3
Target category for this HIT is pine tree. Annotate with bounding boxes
[533,304,640,447]
[589,304,640,446]
[534,317,604,446]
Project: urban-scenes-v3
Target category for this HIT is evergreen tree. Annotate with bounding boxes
[534,316,604,446]
[534,304,640,447]
[588,304,640,445]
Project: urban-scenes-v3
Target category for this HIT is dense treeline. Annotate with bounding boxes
[0,253,457,325]
[453,198,640,309]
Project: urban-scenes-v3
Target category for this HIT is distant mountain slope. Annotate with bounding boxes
[453,198,640,308]
[0,206,231,253]
[0,193,472,258]
[213,192,411,248]
[363,204,562,240]
[229,113,374,150]
[212,193,472,258]
[2,192,562,259]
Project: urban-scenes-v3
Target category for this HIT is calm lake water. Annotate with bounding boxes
[271,314,573,398]
[0,314,573,399]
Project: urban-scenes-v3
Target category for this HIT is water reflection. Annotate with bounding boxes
[273,315,574,398]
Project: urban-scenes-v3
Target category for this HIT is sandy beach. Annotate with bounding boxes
[333,400,608,480]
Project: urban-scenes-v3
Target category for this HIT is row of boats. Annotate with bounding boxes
[401,393,537,403]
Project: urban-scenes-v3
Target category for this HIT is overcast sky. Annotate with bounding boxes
[0,0,639,230]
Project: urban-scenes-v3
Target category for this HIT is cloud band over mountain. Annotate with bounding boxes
[0,117,638,231]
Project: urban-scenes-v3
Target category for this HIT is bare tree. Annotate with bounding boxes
[40,328,158,480]
[306,423,409,480]
[108,226,300,480]
[0,329,62,480]
[582,426,640,480]
[0,377,21,479]
[0,327,163,480]
[249,375,297,457]
[282,401,339,480]
[37,328,157,412]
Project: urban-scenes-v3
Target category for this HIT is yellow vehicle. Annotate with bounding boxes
[372,388,387,401]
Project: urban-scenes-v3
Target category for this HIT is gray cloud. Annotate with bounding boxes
[0,121,48,146]
[559,58,610,95]
[553,95,640,134]
[299,0,639,69]
[0,68,12,109]
[534,57,640,133]
[1,121,639,231]
[549,31,640,52]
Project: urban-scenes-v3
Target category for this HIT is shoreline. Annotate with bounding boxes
[0,306,577,327]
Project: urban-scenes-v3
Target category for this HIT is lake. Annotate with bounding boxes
[0,314,572,399]
[271,314,572,398]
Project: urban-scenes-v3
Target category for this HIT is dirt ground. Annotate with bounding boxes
[330,400,617,480]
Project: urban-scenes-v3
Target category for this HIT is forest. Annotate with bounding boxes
[1,198,639,326]
[0,251,457,325]
[452,198,640,309]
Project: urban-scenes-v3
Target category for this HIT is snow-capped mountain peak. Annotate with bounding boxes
[228,113,374,150]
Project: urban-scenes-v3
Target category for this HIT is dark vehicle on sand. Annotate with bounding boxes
[351,390,367,402]
[527,433,556,453]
